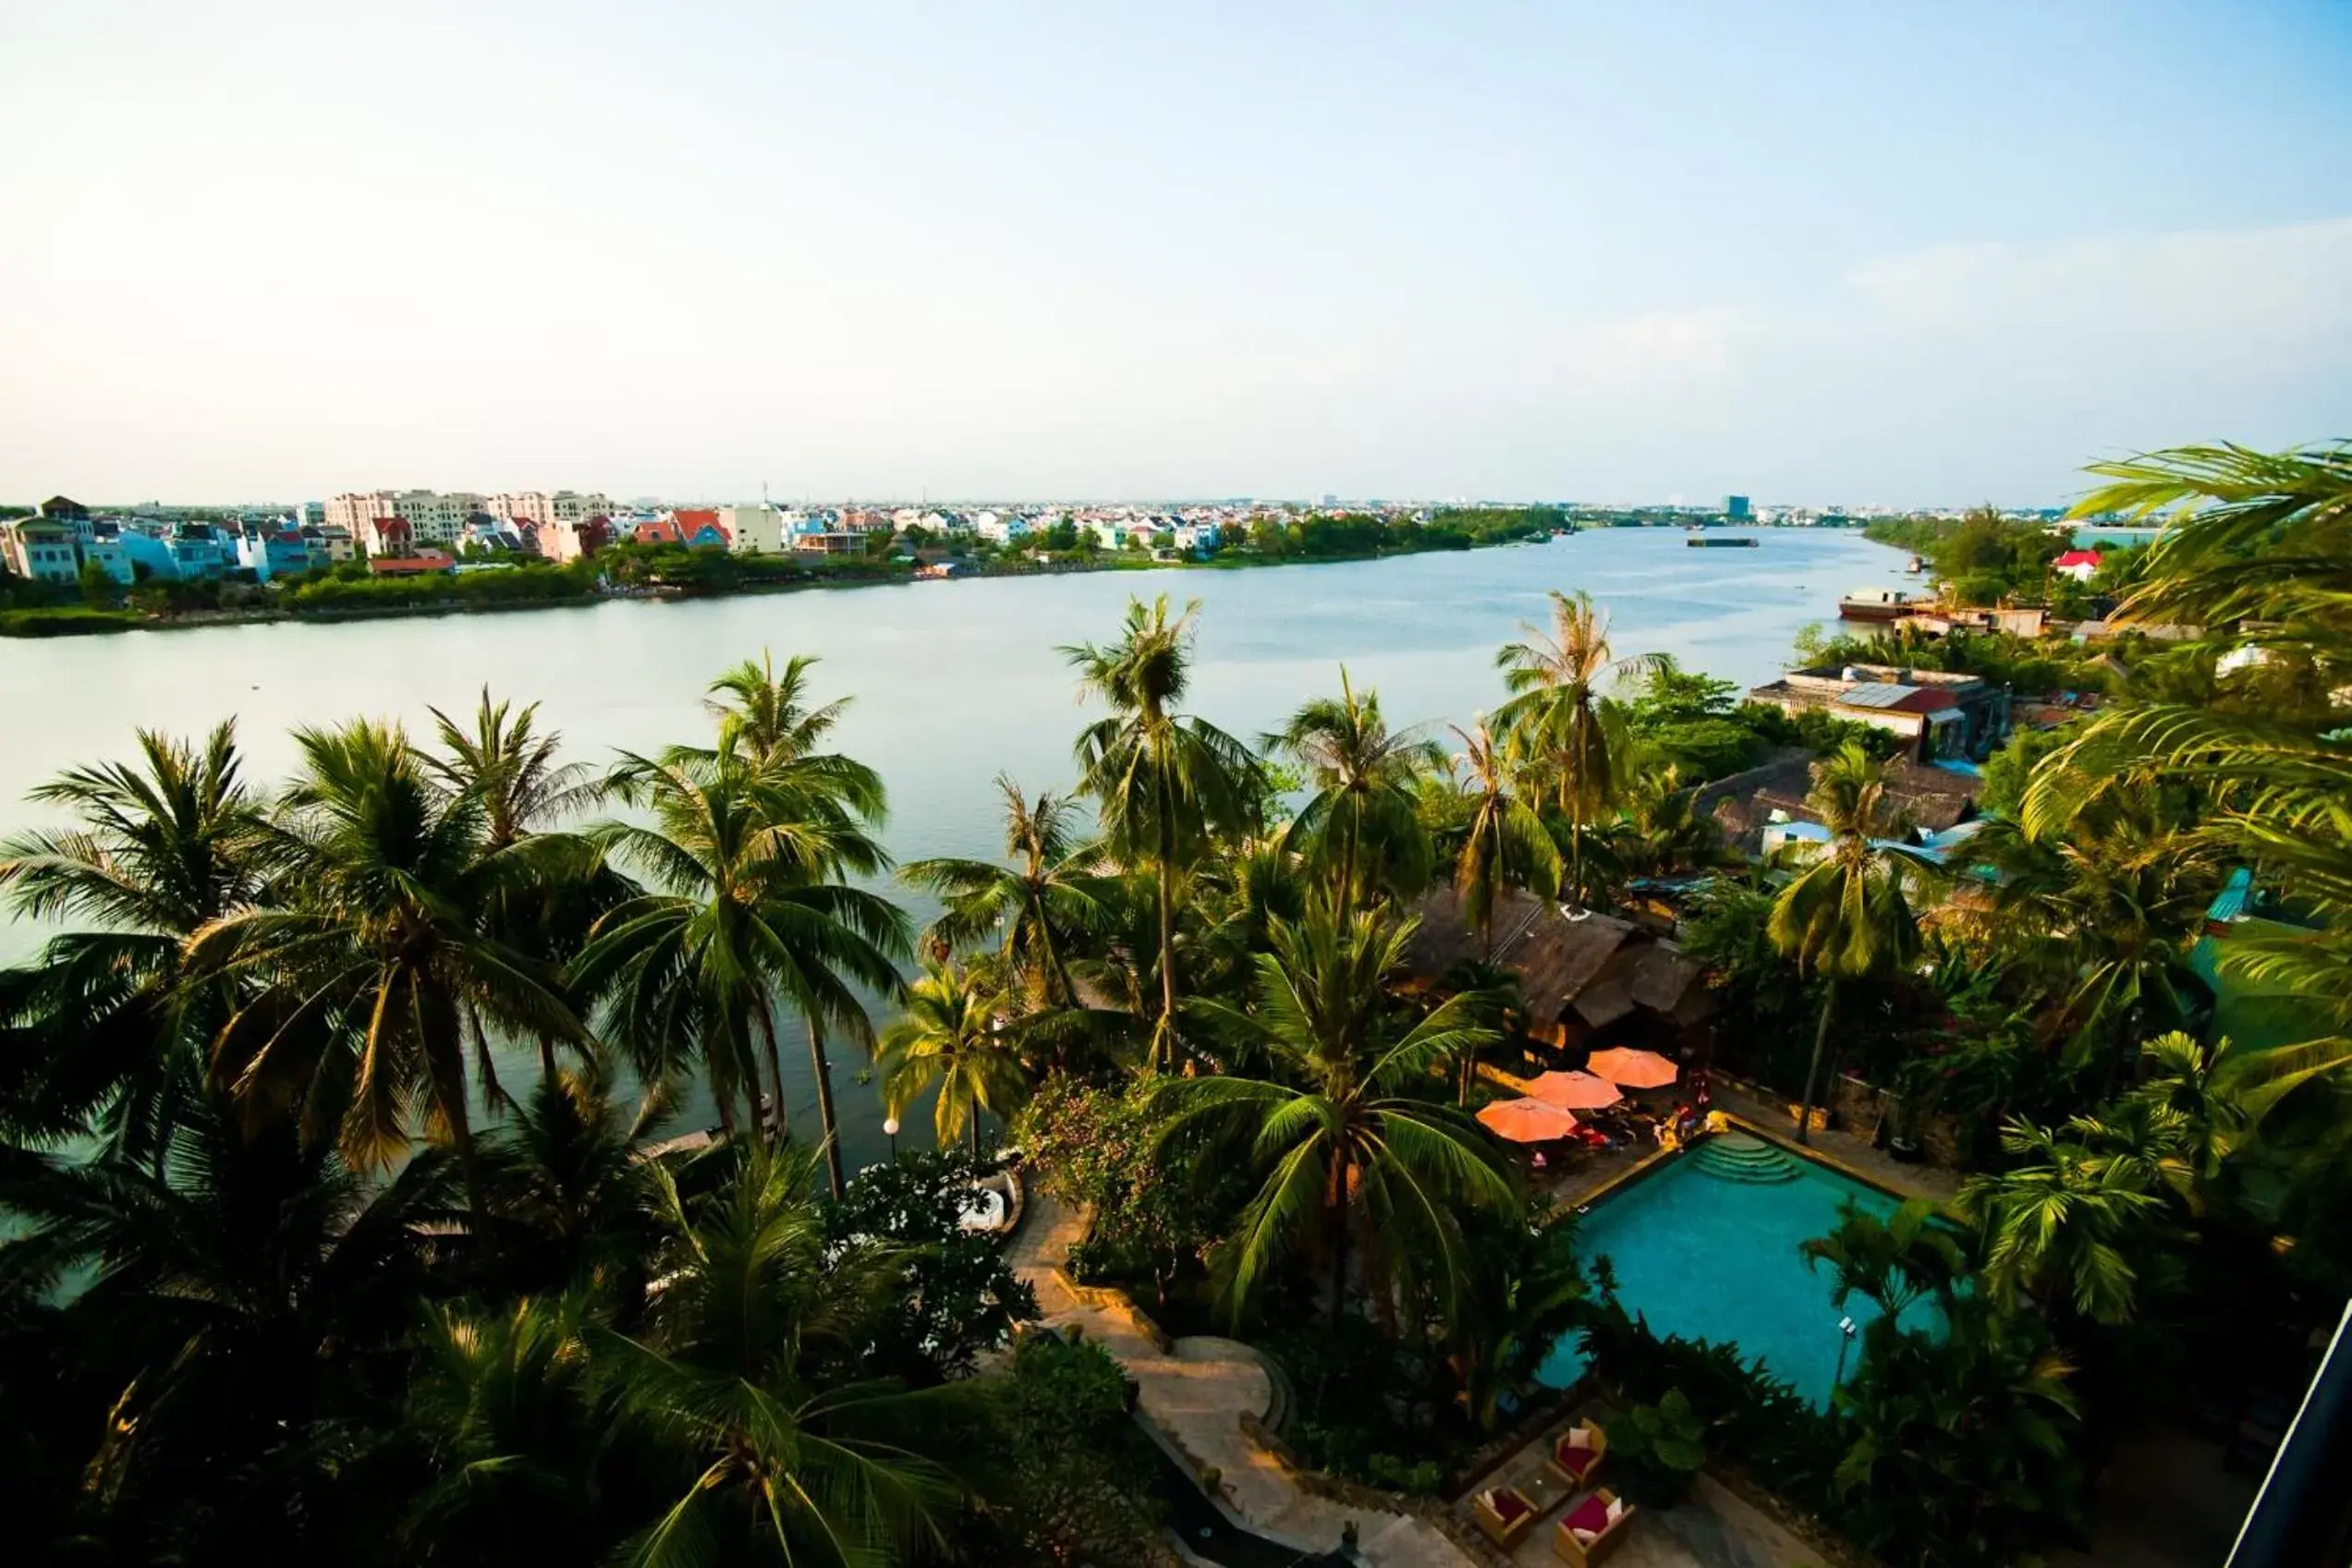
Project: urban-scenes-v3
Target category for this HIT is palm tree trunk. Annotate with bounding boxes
[1153,777,1179,1071]
[1797,978,1836,1147]
[1341,806,1359,915]
[806,1015,847,1199]
[536,1033,559,1083]
[757,1005,788,1144]
[970,1109,983,1161]
[1329,1150,1351,1321]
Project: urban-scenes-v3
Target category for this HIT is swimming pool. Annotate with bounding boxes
[1536,1133,1940,1405]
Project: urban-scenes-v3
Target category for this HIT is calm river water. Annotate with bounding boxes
[2,527,1904,1163]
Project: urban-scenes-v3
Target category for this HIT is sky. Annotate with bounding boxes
[3,0,2348,507]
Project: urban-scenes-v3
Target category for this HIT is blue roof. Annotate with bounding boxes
[1837,683,1924,710]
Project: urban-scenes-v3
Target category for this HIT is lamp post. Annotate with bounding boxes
[883,1116,900,1161]
[1834,1316,1858,1388]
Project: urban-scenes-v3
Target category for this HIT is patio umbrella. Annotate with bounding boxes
[1526,1070,1624,1112]
[1476,1097,1581,1143]
[1586,1047,1679,1089]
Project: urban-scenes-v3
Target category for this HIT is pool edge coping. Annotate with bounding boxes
[1559,1112,1918,1222]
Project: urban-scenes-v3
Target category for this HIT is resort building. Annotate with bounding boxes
[1405,886,1717,1059]
[1745,662,2007,760]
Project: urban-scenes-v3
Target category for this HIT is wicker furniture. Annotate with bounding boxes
[1544,1418,1608,1489]
[1553,1488,1636,1566]
[1472,1484,1541,1550]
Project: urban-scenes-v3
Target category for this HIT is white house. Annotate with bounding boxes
[716,505,784,555]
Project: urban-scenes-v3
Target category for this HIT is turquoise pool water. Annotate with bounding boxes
[1536,1138,1939,1405]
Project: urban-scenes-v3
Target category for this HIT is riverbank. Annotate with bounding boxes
[0,529,1558,638]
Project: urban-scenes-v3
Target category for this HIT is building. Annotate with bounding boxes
[77,520,136,585]
[234,524,314,582]
[325,490,485,549]
[632,510,731,550]
[1724,494,1752,521]
[715,505,783,554]
[2053,548,2102,582]
[485,490,614,529]
[2,517,83,583]
[305,524,355,564]
[1404,886,1717,1057]
[537,517,610,565]
[1694,748,1982,856]
[975,513,1030,543]
[1745,662,2007,760]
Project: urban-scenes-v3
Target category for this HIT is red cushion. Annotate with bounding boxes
[1555,1441,1598,1477]
[1563,1495,1611,1535]
[1492,1489,1532,1525]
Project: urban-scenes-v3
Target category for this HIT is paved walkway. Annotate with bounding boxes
[1007,1193,1475,1568]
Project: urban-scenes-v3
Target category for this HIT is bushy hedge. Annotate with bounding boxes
[283,566,594,611]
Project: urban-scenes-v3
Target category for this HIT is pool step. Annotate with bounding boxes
[1688,1133,1802,1185]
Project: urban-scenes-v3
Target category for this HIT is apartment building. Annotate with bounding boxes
[715,505,783,554]
[325,490,485,550]
[485,490,615,529]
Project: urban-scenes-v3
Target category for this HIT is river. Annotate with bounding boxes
[2,526,1906,1164]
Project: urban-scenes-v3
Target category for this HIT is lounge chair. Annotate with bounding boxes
[1472,1484,1541,1550]
[1553,1488,1635,1566]
[1544,1417,1607,1489]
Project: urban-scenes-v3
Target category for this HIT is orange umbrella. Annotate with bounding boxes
[1586,1048,1679,1089]
[1477,1097,1581,1143]
[1527,1070,1624,1112]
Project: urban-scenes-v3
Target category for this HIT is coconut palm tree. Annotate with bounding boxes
[1969,798,2222,1076]
[1446,719,1561,956]
[0,1094,458,1563]
[1493,590,1661,902]
[876,960,1030,1158]
[1153,904,1516,1323]
[1063,596,1259,1069]
[694,650,891,819]
[429,689,630,1083]
[1767,744,1937,1145]
[190,721,590,1215]
[577,750,907,1198]
[2028,443,2352,1081]
[1266,668,1443,911]
[898,777,1105,1010]
[1608,754,1730,884]
[428,688,599,850]
[475,1064,669,1297]
[0,723,262,1163]
[591,1141,979,1565]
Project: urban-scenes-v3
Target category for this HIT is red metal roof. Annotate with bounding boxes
[2054,549,2102,569]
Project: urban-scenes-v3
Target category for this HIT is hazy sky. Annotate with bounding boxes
[4,1,2347,506]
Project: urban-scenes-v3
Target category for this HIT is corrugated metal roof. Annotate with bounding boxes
[1836,682,1922,709]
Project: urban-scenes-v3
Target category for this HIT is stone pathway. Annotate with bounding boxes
[1007,1193,1474,1568]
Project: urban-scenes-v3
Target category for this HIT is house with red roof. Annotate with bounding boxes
[630,510,732,550]
[2053,548,2102,582]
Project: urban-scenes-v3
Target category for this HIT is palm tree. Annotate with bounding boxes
[1608,754,1729,884]
[2028,443,2352,1076]
[430,689,628,1082]
[876,960,1030,1158]
[1266,668,1443,911]
[0,1095,458,1562]
[1767,744,1936,1145]
[1493,590,1661,902]
[1063,597,1259,1069]
[428,688,598,849]
[0,723,262,1163]
[190,721,589,1215]
[898,777,1104,1010]
[592,1141,978,1565]
[1447,719,1561,955]
[1799,1198,1966,1322]
[578,750,907,1197]
[475,1064,668,1297]
[1970,796,2221,1076]
[1154,904,1516,1323]
[1955,1112,2174,1324]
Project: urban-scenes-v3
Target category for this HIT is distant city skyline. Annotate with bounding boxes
[4,2,2347,506]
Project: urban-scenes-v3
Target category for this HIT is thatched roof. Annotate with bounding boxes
[1402,886,1639,1019]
